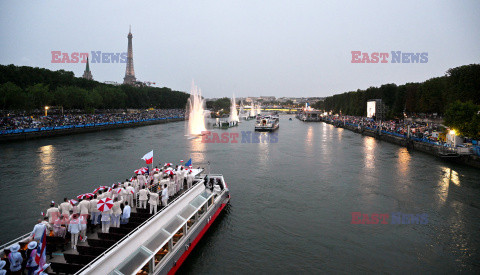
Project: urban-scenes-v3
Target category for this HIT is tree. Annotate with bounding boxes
[26,84,53,109]
[0,82,23,110]
[444,101,480,138]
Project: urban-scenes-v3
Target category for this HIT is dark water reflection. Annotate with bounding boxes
[0,116,479,273]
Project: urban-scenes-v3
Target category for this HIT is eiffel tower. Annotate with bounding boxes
[123,25,137,85]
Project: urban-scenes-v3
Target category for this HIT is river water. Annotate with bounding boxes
[0,116,479,273]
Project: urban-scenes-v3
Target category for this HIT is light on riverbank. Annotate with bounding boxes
[44,106,49,116]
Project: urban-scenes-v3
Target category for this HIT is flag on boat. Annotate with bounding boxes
[34,263,50,275]
[34,227,46,271]
[141,150,153,164]
[185,158,192,167]
[97,197,114,212]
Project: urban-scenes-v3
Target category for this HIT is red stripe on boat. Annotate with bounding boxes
[168,203,227,275]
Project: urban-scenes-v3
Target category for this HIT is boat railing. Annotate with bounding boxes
[75,176,206,274]
[0,233,30,254]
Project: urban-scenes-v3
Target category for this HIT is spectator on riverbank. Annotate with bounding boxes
[0,109,185,131]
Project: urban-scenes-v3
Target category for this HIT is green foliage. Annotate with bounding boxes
[0,64,189,110]
[206,97,231,111]
[321,64,480,117]
[444,101,480,139]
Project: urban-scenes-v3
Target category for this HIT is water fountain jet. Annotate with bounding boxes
[186,81,207,136]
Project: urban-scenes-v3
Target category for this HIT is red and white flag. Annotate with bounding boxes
[34,227,47,272]
[141,150,153,164]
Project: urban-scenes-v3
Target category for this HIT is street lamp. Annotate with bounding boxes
[449,129,456,147]
[44,106,49,116]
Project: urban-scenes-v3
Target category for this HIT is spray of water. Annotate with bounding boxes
[186,80,206,135]
[229,94,239,123]
[250,103,256,117]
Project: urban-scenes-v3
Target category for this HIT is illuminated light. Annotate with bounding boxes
[44,106,49,116]
[449,130,456,135]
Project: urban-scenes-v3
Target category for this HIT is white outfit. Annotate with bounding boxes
[125,186,135,206]
[148,191,159,214]
[111,199,123,228]
[186,173,194,189]
[46,207,60,224]
[153,173,160,184]
[101,210,112,233]
[122,205,131,221]
[78,200,90,215]
[59,201,72,215]
[138,189,148,209]
[30,223,47,241]
[68,218,81,249]
[138,175,147,187]
[89,199,99,224]
[161,188,169,206]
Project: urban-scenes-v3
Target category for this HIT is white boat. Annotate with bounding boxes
[255,115,279,131]
[0,169,231,275]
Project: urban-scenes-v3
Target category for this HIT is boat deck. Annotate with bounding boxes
[2,179,202,275]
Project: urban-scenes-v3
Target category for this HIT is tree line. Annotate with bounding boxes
[0,64,190,111]
[313,64,480,118]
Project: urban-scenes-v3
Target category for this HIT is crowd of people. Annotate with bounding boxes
[2,161,198,274]
[0,109,185,131]
[324,115,446,143]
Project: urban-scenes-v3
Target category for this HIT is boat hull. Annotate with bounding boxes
[158,193,230,275]
[166,199,229,275]
[254,124,279,132]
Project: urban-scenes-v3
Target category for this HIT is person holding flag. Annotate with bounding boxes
[34,225,47,274]
[26,241,38,275]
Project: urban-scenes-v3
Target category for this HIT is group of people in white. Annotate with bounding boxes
[2,162,197,275]
[36,163,196,251]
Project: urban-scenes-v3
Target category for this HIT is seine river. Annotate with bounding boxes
[1,116,479,273]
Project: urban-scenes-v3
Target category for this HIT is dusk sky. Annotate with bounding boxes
[1,0,479,98]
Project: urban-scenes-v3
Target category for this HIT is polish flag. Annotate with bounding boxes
[141,150,153,164]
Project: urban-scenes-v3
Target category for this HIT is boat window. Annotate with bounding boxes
[116,246,152,275]
[197,203,207,217]
[187,216,196,230]
[154,243,169,267]
[190,196,206,208]
[207,196,213,208]
[143,229,170,252]
[164,216,185,234]
[138,261,149,275]
[178,204,196,220]
[172,227,184,246]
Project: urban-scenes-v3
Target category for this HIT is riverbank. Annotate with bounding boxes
[320,118,480,169]
[0,117,184,142]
